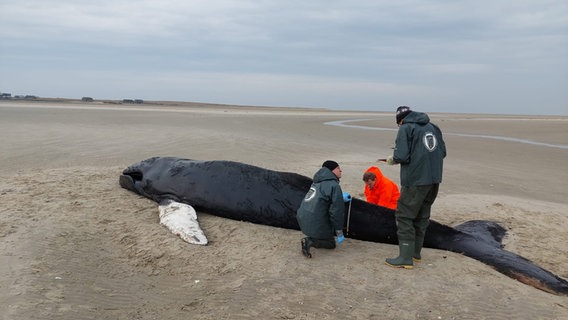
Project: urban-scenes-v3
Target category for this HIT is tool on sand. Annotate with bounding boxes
[346,199,352,235]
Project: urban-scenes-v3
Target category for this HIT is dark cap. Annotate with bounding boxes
[396,106,412,124]
[322,160,339,171]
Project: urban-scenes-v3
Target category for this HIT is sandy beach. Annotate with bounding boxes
[1,100,567,320]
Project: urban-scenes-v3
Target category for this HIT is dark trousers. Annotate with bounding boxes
[395,184,439,242]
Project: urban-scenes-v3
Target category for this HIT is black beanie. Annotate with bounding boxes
[322,160,339,171]
[396,106,412,124]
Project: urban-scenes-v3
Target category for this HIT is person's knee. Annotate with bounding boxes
[418,206,432,220]
[414,218,430,236]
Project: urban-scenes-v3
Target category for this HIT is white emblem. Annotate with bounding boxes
[305,186,317,201]
[423,132,438,152]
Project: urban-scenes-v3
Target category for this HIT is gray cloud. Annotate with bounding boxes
[1,0,566,114]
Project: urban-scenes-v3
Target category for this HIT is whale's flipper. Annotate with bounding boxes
[454,220,507,248]
[158,200,208,245]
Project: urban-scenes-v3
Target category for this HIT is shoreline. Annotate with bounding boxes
[2,98,567,118]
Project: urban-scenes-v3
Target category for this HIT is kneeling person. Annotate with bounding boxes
[296,160,349,258]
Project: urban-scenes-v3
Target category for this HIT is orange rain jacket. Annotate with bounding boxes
[363,166,400,210]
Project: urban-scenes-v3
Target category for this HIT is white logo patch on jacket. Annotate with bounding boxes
[423,132,438,152]
[304,186,317,201]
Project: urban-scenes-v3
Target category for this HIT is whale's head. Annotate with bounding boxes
[119,157,182,199]
[119,156,202,204]
[120,157,155,192]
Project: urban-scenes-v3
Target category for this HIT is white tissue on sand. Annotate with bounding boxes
[158,200,208,245]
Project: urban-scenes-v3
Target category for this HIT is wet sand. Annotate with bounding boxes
[1,100,567,319]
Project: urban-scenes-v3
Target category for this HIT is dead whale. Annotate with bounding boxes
[119,156,568,296]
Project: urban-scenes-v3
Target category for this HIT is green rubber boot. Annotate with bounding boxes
[413,218,429,263]
[385,241,414,269]
[413,235,424,262]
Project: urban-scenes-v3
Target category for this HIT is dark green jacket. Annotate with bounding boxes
[296,167,345,239]
[393,111,446,187]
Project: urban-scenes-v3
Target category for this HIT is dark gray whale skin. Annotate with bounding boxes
[119,156,568,296]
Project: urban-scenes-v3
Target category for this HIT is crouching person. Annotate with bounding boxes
[296,160,350,258]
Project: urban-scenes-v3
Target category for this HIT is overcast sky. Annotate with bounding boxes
[1,1,566,115]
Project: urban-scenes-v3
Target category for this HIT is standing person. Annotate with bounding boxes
[384,106,446,268]
[296,160,350,258]
[362,166,400,210]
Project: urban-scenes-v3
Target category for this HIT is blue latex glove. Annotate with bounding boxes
[342,192,352,202]
[336,230,344,244]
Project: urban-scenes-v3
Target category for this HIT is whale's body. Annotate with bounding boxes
[119,156,568,296]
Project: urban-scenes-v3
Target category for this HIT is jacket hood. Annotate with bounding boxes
[313,167,339,183]
[366,166,384,179]
[402,111,430,125]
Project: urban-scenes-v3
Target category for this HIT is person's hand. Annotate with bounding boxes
[342,192,352,202]
[386,156,395,165]
[336,230,344,244]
